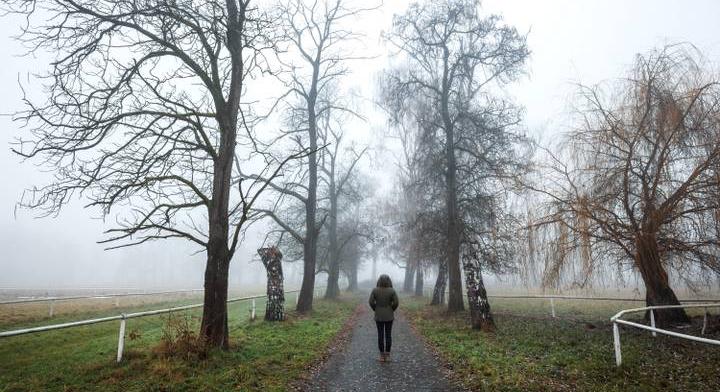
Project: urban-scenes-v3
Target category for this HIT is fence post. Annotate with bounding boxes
[613,322,622,366]
[49,300,55,317]
[116,315,127,363]
[650,309,657,337]
[550,297,556,318]
[115,297,120,307]
[702,308,708,335]
[251,298,256,321]
[295,291,299,305]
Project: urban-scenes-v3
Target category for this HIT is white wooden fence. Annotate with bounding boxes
[0,287,323,362]
[0,289,204,317]
[610,303,720,366]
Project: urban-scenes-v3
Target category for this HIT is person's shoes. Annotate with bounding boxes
[378,353,385,362]
[384,352,391,362]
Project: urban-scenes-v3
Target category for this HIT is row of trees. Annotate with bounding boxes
[10,0,720,349]
[382,2,720,330]
[8,0,376,348]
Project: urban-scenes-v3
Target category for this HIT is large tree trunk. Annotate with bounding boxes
[325,176,340,299]
[325,263,341,298]
[258,247,285,321]
[445,178,464,311]
[201,249,230,348]
[347,260,358,292]
[441,47,464,312]
[298,89,319,312]
[431,259,448,305]
[200,116,235,348]
[298,233,317,312]
[403,261,416,293]
[634,232,689,325]
[414,266,424,296]
[462,249,495,331]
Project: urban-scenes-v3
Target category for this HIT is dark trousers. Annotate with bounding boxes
[376,320,393,353]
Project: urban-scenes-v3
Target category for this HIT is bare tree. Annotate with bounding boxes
[319,117,367,298]
[251,0,373,311]
[531,44,720,325]
[7,0,304,348]
[384,0,529,311]
[337,199,374,291]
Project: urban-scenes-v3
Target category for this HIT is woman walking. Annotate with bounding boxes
[368,274,399,362]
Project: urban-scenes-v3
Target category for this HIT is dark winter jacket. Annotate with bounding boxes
[368,287,399,322]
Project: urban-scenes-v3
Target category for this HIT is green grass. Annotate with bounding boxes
[0,297,356,392]
[404,297,720,392]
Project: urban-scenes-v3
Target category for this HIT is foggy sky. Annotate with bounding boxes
[2,0,720,289]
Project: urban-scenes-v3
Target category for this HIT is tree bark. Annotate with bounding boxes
[462,250,495,331]
[431,259,448,305]
[325,171,340,299]
[347,260,358,292]
[298,233,317,312]
[403,261,416,293]
[297,73,320,312]
[199,106,237,348]
[201,249,230,348]
[325,263,341,298]
[414,266,424,296]
[441,46,464,312]
[258,247,285,321]
[634,232,689,325]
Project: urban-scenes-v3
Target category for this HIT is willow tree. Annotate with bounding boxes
[7,0,298,348]
[533,44,720,325]
[384,0,529,312]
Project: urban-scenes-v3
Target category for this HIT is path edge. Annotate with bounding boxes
[403,303,471,392]
[289,301,364,391]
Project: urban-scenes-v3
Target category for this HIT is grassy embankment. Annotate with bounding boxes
[0,296,356,392]
[404,296,720,392]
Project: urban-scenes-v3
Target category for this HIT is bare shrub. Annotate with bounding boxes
[153,315,208,361]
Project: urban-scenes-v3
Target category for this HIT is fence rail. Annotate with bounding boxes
[1,287,323,362]
[0,289,205,317]
[424,289,719,319]
[610,303,720,366]
[486,294,720,319]
[0,289,203,305]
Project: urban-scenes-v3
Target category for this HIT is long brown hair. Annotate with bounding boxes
[376,274,393,288]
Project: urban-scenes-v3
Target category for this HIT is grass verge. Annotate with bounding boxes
[403,297,720,392]
[0,298,356,392]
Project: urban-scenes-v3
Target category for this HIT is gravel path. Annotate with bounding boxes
[304,303,461,392]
